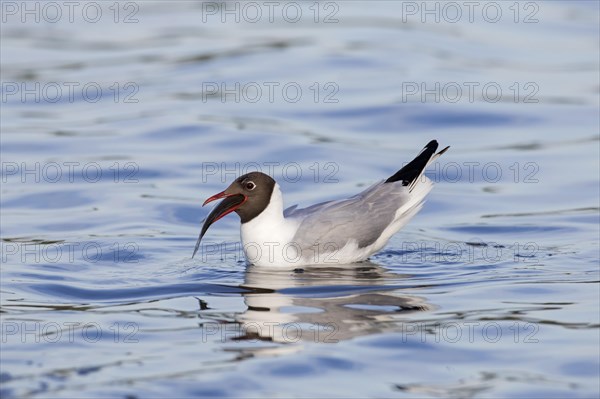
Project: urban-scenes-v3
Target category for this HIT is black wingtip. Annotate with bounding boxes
[385,140,439,185]
[438,145,450,156]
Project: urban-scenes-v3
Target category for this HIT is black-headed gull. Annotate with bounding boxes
[193,140,449,267]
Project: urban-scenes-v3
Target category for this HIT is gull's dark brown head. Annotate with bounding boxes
[192,171,275,258]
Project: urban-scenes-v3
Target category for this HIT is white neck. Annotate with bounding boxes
[240,183,299,266]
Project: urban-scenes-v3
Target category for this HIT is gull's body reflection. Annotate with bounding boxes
[199,262,432,355]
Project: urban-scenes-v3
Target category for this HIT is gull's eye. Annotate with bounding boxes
[245,181,256,191]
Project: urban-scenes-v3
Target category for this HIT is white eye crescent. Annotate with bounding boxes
[245,181,256,190]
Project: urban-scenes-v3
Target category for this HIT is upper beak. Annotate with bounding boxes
[192,191,247,259]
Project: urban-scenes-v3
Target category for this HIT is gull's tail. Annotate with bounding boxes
[385,140,450,192]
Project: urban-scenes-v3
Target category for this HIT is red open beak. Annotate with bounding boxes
[192,191,247,258]
[202,191,228,207]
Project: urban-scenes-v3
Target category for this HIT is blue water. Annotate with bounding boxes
[1,1,599,398]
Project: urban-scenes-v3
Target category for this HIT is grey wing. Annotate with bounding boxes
[287,181,411,250]
[283,181,386,219]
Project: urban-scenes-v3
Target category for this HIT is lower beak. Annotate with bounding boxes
[192,191,247,258]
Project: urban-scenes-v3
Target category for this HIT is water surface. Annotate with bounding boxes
[1,1,599,398]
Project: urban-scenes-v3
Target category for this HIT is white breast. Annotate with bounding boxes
[240,184,300,267]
